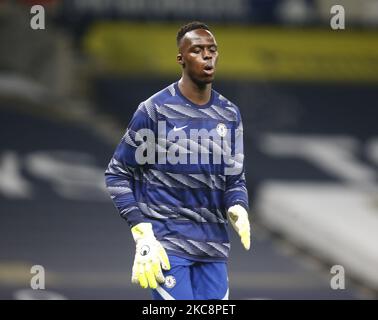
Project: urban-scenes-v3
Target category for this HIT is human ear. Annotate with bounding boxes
[177,53,185,67]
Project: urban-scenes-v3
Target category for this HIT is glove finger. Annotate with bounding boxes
[158,245,171,270]
[153,262,165,284]
[138,264,148,289]
[145,263,157,289]
[240,230,251,250]
[131,263,139,284]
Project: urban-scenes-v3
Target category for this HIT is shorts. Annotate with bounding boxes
[152,255,229,300]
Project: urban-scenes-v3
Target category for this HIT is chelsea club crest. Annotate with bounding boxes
[216,123,228,137]
[164,275,176,288]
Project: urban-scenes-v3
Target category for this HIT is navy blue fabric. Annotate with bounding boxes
[151,255,228,300]
[105,82,249,261]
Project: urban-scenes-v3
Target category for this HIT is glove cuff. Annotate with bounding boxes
[131,222,155,242]
[227,204,247,215]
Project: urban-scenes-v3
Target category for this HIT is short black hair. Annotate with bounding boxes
[176,21,210,46]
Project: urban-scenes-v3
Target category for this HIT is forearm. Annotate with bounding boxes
[105,156,145,227]
[224,172,249,211]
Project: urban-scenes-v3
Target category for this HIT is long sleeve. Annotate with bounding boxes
[105,103,155,227]
[224,111,249,211]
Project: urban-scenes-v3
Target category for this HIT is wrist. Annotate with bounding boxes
[228,204,246,213]
[228,202,249,212]
[131,222,155,242]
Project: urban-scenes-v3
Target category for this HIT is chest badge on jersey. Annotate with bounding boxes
[216,123,228,138]
[164,275,176,288]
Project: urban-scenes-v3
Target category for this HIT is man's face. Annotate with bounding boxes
[177,29,218,85]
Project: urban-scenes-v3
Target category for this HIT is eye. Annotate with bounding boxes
[192,47,201,53]
[210,46,217,53]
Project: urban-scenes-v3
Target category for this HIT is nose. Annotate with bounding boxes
[203,48,212,60]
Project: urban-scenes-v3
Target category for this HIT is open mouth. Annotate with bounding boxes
[203,65,215,75]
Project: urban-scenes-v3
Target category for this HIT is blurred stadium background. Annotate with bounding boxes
[0,0,377,300]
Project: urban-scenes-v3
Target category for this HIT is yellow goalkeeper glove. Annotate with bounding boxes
[227,204,251,250]
[131,222,170,289]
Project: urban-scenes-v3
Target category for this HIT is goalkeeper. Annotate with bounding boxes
[105,21,250,300]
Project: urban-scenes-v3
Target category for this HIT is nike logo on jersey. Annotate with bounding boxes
[173,125,188,131]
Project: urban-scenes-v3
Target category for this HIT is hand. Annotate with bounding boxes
[227,205,251,250]
[131,223,171,289]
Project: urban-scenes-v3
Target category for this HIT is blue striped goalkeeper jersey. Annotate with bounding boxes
[105,82,249,262]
